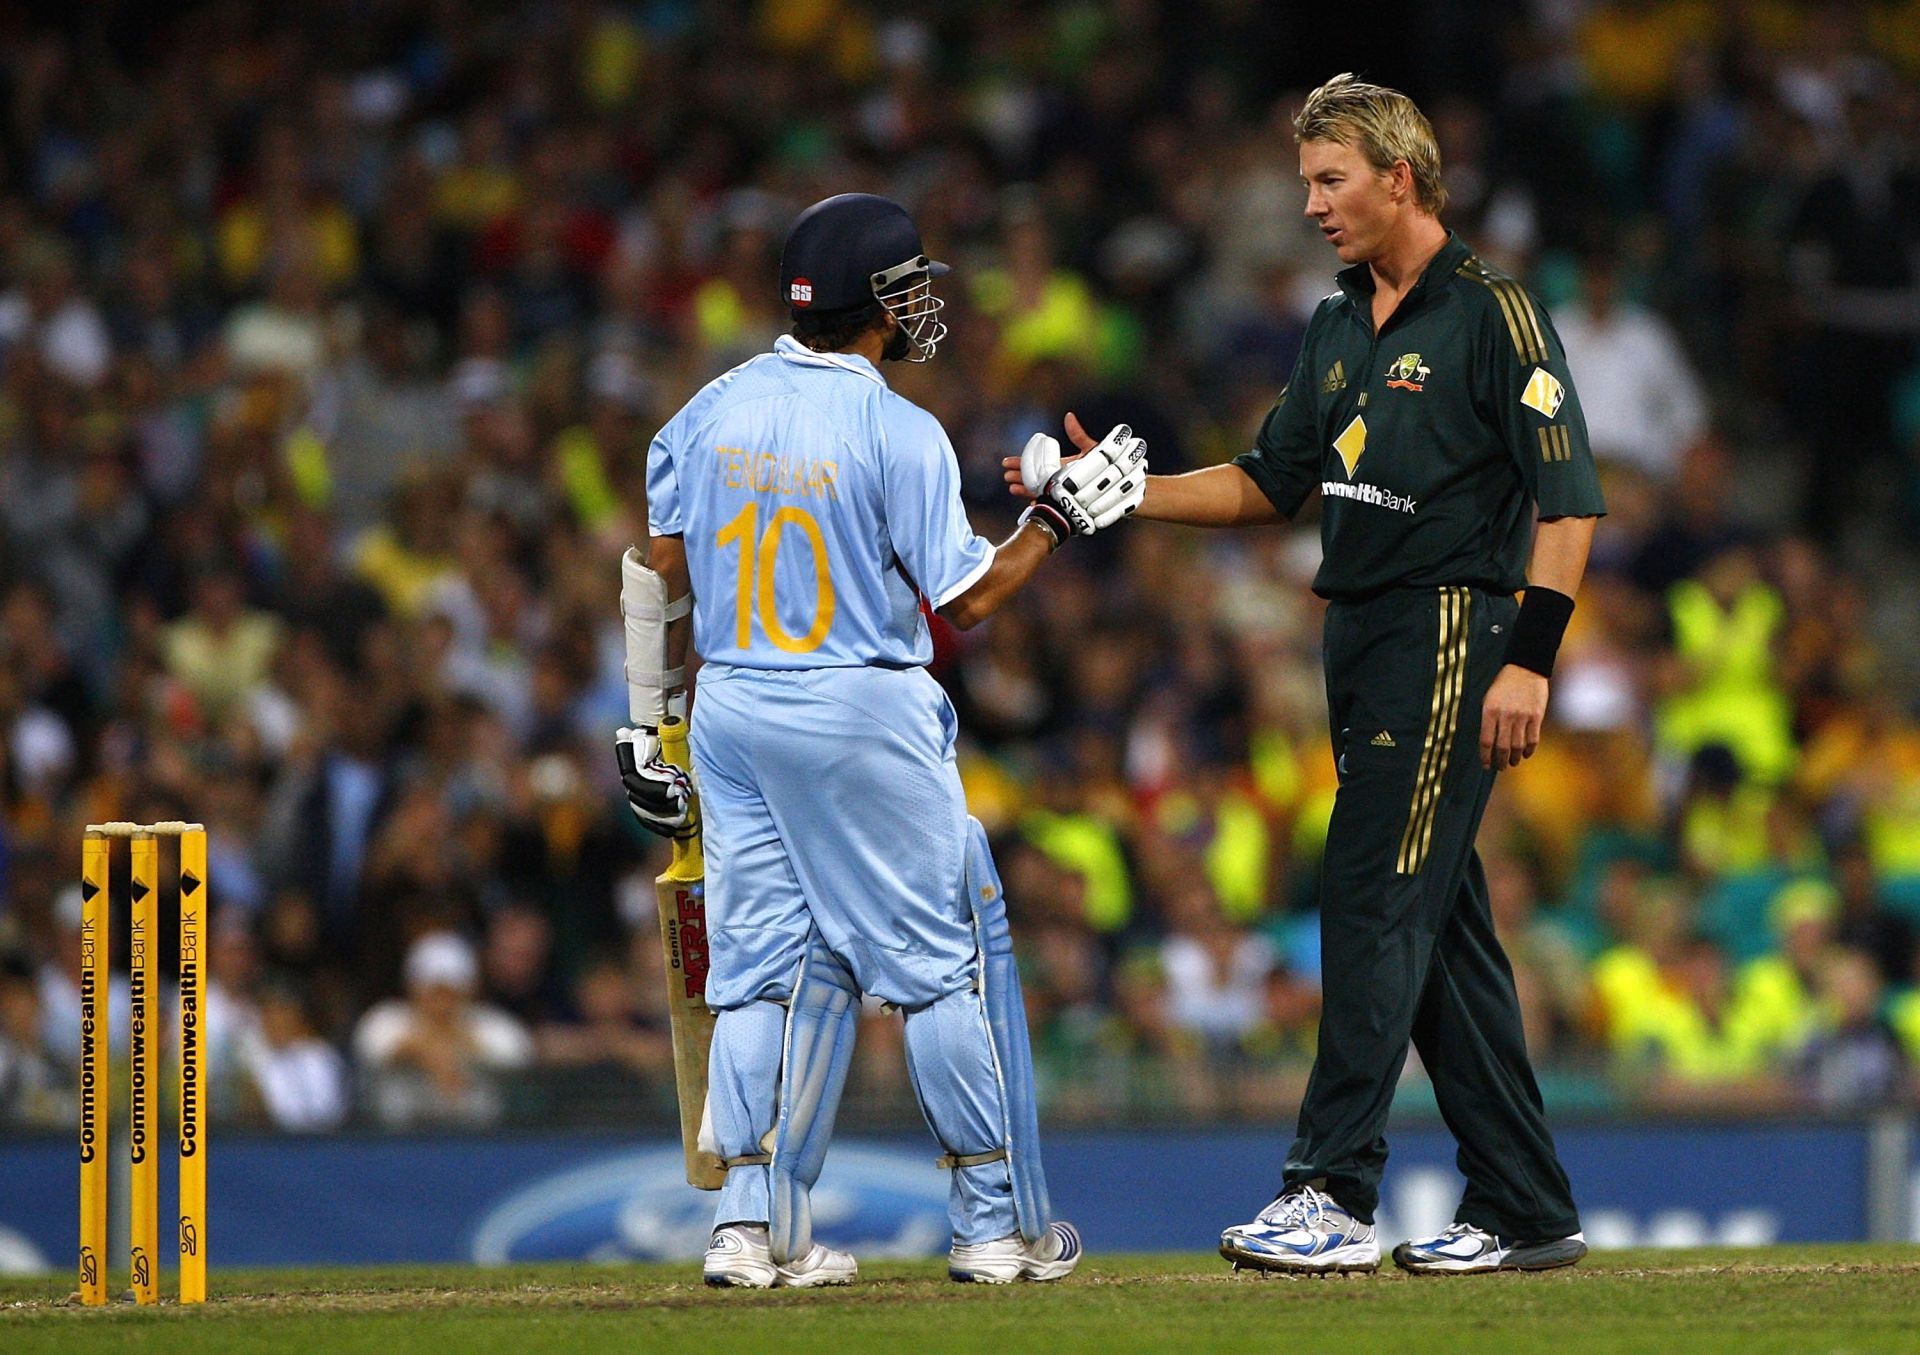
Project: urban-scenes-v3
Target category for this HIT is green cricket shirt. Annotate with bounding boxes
[1234,232,1606,601]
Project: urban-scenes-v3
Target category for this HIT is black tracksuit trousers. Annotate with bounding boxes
[1283,585,1580,1240]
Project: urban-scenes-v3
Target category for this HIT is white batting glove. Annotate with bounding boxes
[615,726,695,838]
[1072,425,1148,528]
[1019,432,1064,495]
[1036,422,1136,533]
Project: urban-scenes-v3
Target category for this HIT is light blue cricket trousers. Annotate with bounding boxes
[691,662,1021,1244]
[691,662,979,1010]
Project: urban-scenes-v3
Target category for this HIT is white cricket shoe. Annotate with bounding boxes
[1392,1223,1587,1274]
[949,1221,1083,1284]
[703,1224,858,1288]
[1218,1184,1380,1274]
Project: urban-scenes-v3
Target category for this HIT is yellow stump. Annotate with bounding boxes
[78,832,110,1306]
[177,828,208,1304]
[128,832,159,1305]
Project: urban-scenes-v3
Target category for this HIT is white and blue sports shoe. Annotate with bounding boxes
[1393,1223,1587,1275]
[703,1223,858,1288]
[949,1221,1083,1284]
[1218,1184,1380,1274]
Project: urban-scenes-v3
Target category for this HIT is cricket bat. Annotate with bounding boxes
[654,715,726,1189]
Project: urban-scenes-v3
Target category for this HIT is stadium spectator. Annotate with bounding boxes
[1552,241,1709,481]
[1793,947,1907,1108]
[1485,851,1591,1062]
[1829,844,1916,986]
[0,950,65,1128]
[352,931,534,1127]
[1781,80,1920,542]
[534,951,671,1079]
[480,903,563,1028]
[0,0,1918,1133]
[200,912,266,1109]
[1158,874,1280,1055]
[161,564,283,726]
[0,236,111,388]
[238,976,352,1132]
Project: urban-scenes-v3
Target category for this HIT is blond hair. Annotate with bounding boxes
[1294,73,1447,216]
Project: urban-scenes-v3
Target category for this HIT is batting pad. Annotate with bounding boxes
[898,818,1048,1247]
[707,1000,785,1227]
[964,816,1052,1243]
[766,933,860,1264]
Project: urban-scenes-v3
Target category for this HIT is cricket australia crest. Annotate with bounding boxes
[1385,353,1430,391]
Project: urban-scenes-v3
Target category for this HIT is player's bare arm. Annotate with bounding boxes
[938,521,1057,629]
[648,532,693,673]
[951,421,1148,627]
[1479,513,1598,772]
[1134,464,1284,528]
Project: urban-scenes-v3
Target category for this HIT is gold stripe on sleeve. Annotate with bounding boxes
[1505,281,1549,364]
[1475,273,1532,365]
[1462,259,1549,366]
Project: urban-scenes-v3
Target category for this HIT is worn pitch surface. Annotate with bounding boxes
[3,1247,1917,1352]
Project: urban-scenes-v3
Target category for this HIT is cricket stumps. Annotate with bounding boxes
[79,820,209,1306]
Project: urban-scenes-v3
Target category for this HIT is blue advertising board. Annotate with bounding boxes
[0,1119,1888,1273]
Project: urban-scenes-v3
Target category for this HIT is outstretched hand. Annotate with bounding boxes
[1003,412,1100,499]
[1012,418,1148,544]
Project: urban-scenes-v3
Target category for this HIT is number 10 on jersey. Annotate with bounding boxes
[716,502,836,653]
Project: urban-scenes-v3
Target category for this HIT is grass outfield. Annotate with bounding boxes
[3,1248,1918,1353]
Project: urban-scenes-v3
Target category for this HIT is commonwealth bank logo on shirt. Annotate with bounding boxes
[1322,478,1417,514]
[1333,414,1367,478]
[1324,416,1415,512]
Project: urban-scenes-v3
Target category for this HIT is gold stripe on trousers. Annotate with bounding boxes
[1396,587,1471,875]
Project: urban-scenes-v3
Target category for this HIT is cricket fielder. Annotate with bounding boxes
[1011,76,1602,1275]
[617,193,1145,1287]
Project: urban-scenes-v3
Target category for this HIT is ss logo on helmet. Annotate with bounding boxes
[789,279,813,306]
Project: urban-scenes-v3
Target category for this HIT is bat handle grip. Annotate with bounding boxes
[658,714,692,775]
[656,715,704,872]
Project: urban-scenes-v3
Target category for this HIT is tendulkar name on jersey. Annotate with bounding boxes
[647,335,994,672]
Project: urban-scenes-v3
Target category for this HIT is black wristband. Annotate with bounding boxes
[1019,502,1067,549]
[1505,585,1575,678]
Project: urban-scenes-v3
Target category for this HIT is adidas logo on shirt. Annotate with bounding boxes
[1371,731,1396,748]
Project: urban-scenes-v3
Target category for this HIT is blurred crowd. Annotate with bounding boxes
[4,0,1920,1135]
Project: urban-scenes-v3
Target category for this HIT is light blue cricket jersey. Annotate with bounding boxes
[647,335,994,671]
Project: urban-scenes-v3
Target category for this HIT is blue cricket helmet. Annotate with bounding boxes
[779,193,950,360]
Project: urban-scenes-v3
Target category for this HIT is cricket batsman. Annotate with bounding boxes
[616,193,1146,1286]
[1011,74,1602,1275]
